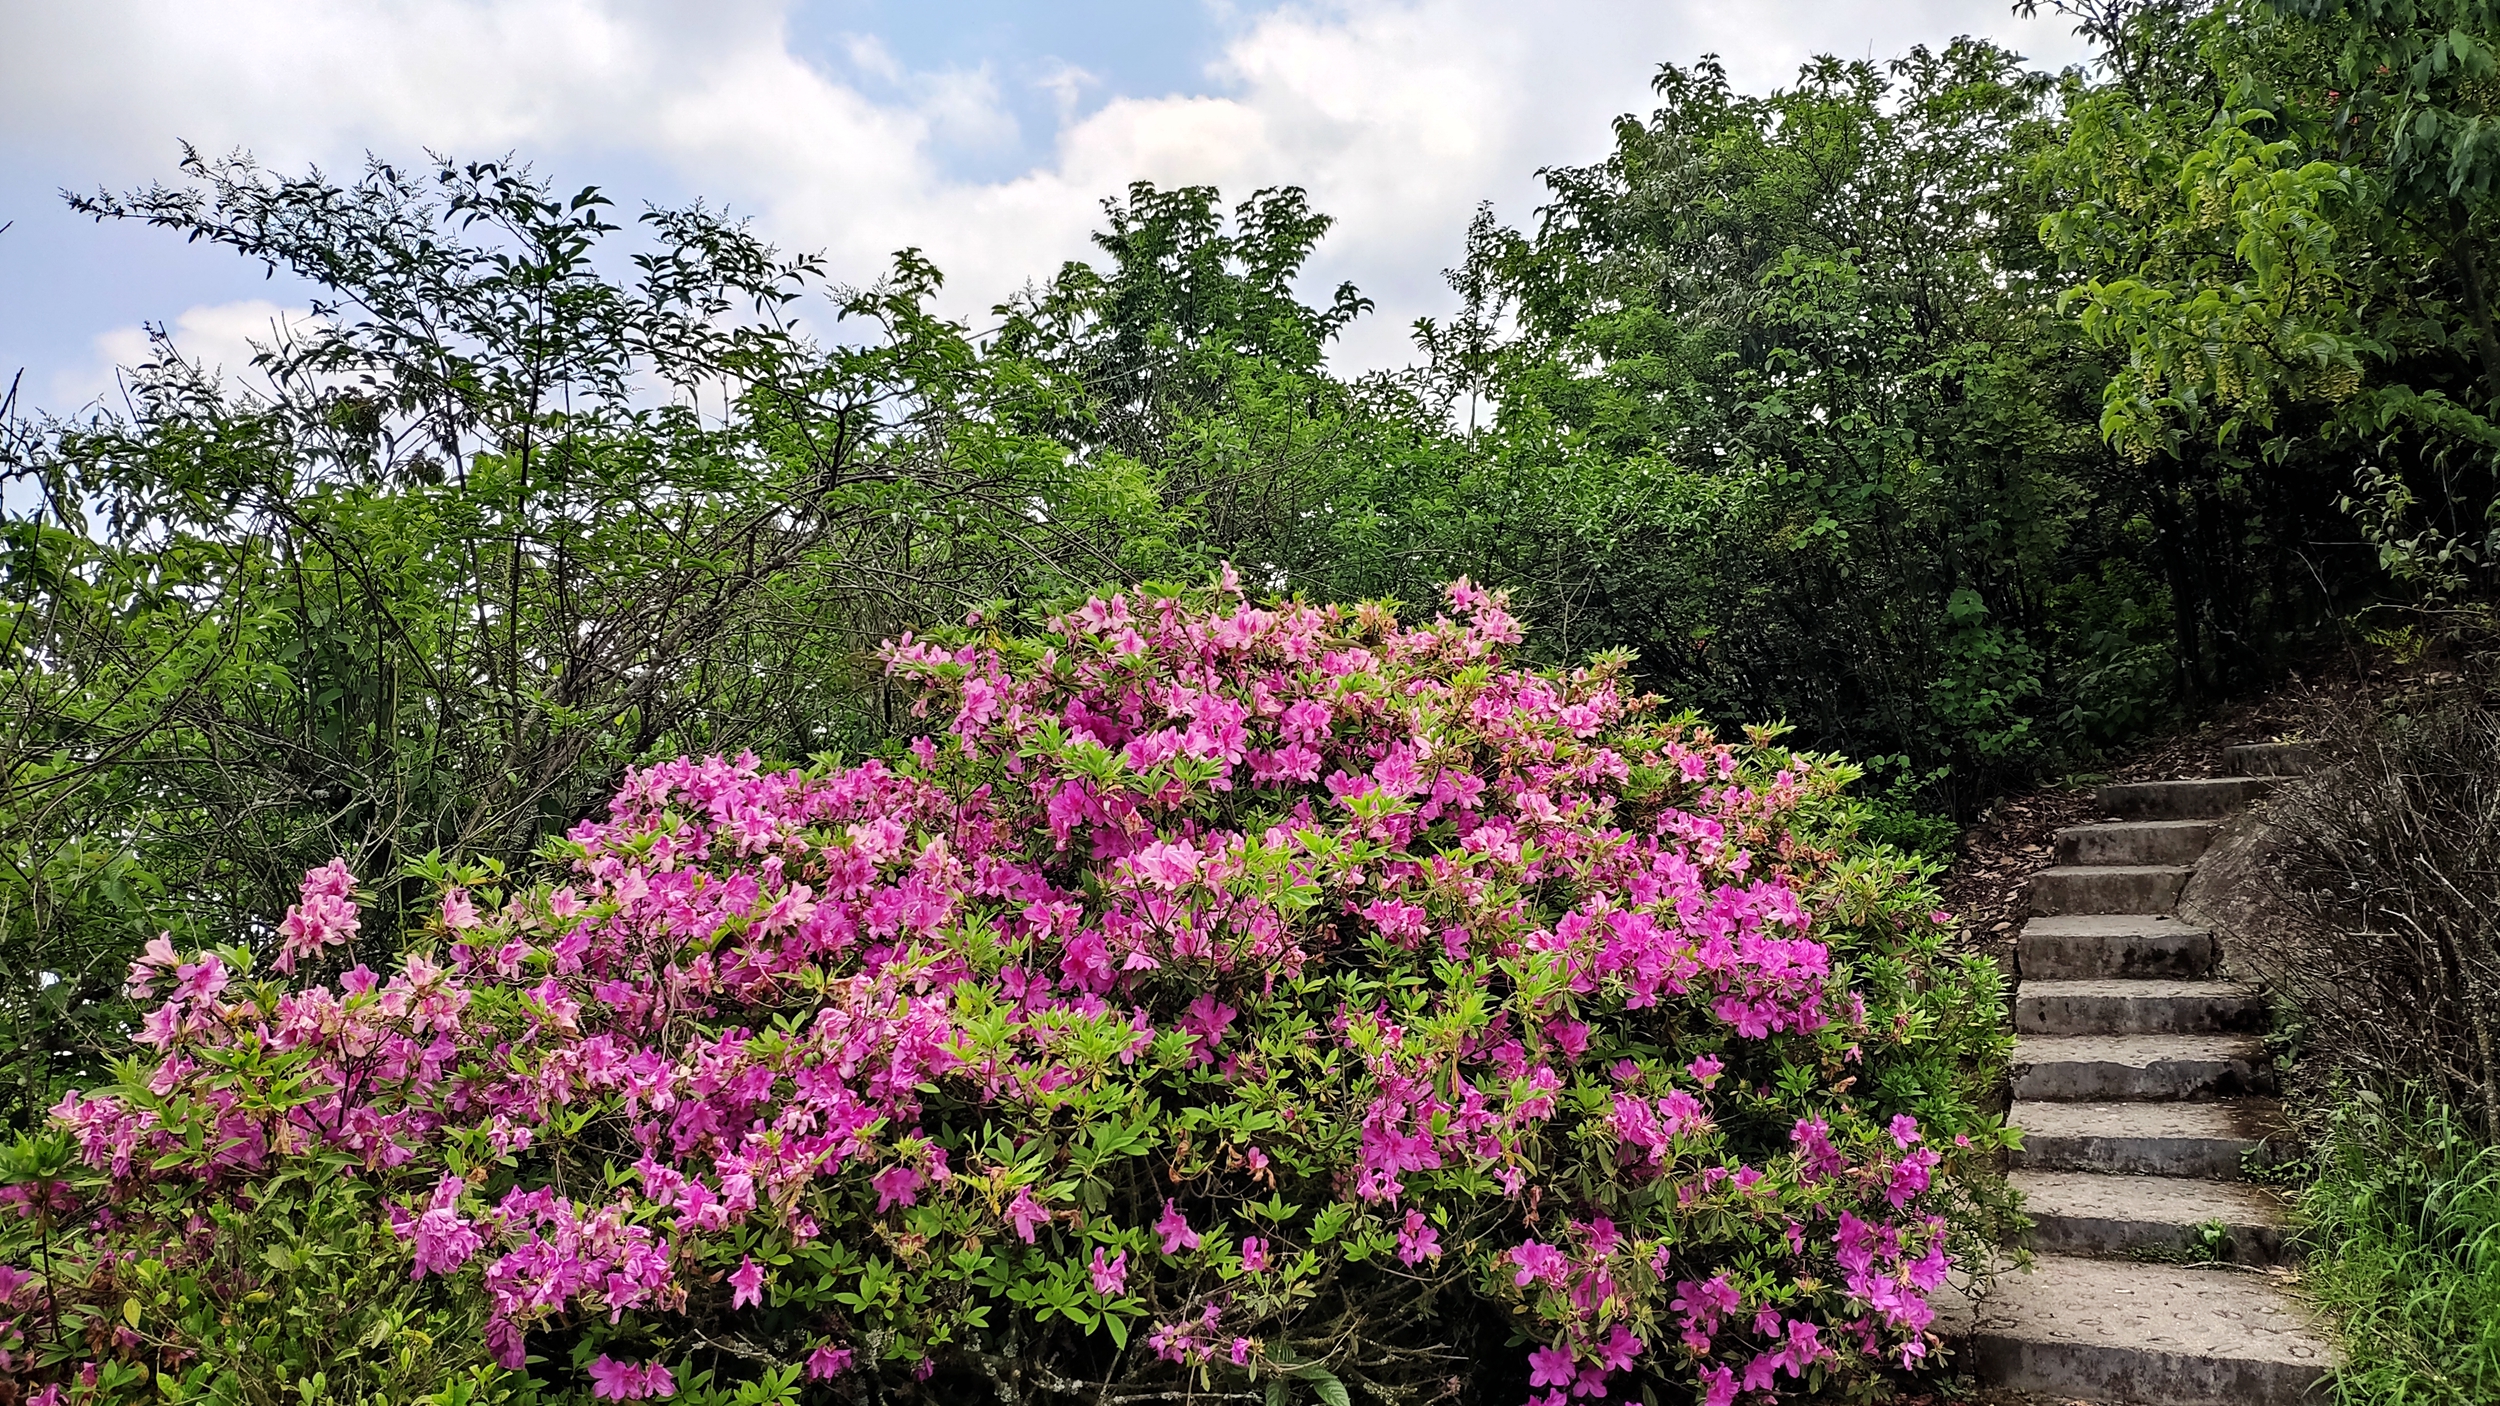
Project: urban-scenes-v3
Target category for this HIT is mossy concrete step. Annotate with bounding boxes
[2019,914,2218,981]
[2030,864,2195,916]
[2012,1170,2294,1265]
[2012,1099,2286,1179]
[1960,1254,2335,1403]
[2226,741,2322,776]
[2017,979,2268,1036]
[2055,819,2220,867]
[2016,1034,2272,1101]
[2098,776,2279,819]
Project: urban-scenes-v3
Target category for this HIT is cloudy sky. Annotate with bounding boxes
[0,0,2096,412]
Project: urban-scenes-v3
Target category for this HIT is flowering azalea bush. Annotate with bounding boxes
[0,575,2014,1405]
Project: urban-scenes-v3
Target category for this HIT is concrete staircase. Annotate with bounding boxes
[1964,744,2341,1403]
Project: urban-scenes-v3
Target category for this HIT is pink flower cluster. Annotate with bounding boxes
[587,1355,675,1400]
[14,574,1993,1405]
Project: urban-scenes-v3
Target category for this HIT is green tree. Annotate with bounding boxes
[0,152,1166,1124]
[1385,42,2137,811]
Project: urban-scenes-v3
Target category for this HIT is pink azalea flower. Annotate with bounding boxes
[1240,1236,1271,1273]
[1396,1209,1441,1265]
[396,1175,482,1278]
[1131,839,1202,891]
[1155,1200,1200,1254]
[1510,1240,1567,1286]
[872,1164,925,1212]
[1179,995,1237,1058]
[1089,1247,1128,1296]
[806,1345,855,1379]
[1527,1344,1576,1389]
[1596,1325,1642,1373]
[1005,1186,1051,1243]
[171,957,227,1004]
[729,1255,765,1310]
[589,1356,670,1401]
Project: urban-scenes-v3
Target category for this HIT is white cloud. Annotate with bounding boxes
[50,299,305,410]
[6,0,2099,383]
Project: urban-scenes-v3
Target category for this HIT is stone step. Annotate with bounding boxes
[2016,1034,2272,1101]
[2227,741,2322,777]
[2056,819,2219,867]
[2030,864,2194,916]
[2016,979,2268,1036]
[2019,914,2218,980]
[1960,1253,2336,1403]
[2013,1099,2285,1179]
[2097,776,2277,820]
[2013,1170,2294,1266]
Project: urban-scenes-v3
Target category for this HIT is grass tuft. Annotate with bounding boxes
[2300,1091,2500,1404]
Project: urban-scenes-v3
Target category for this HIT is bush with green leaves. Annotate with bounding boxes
[0,577,2013,1405]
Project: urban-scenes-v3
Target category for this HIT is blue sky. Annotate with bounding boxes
[0,0,2095,411]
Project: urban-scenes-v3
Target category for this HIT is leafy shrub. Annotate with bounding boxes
[1848,758,1962,863]
[1,577,2014,1405]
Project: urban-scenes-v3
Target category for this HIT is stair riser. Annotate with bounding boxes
[2056,823,2217,866]
[2020,931,2217,980]
[2031,867,2189,916]
[2097,777,2278,820]
[2017,992,2268,1036]
[2015,1134,2260,1180]
[1965,1337,2329,1405]
[2016,1054,2273,1102]
[2026,1208,2292,1266]
[2227,742,2322,777]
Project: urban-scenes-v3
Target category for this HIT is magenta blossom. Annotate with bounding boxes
[587,1356,674,1401]
[1005,1187,1051,1243]
[1090,1248,1129,1296]
[872,1165,925,1213]
[1156,1200,1201,1255]
[729,1255,765,1310]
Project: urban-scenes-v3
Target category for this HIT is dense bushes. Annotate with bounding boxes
[0,580,2014,1404]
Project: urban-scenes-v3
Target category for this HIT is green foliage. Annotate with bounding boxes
[1356,42,2125,812]
[0,154,1228,1128]
[0,1130,532,1405]
[2300,1092,2500,1403]
[1847,757,1966,861]
[2041,0,2500,606]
